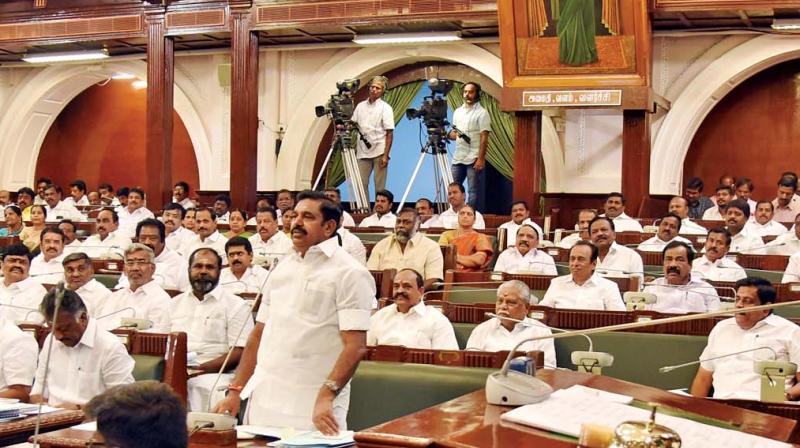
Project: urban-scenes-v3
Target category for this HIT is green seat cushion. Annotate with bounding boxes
[744,269,783,283]
[453,322,478,349]
[446,286,497,304]
[94,273,120,289]
[131,354,165,381]
[353,232,391,243]
[555,263,570,276]
[348,361,493,430]
[774,305,800,318]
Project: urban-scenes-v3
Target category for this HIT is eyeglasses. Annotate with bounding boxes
[124,260,152,267]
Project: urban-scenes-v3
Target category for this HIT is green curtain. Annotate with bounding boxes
[325,80,425,187]
[446,81,515,180]
[555,0,598,66]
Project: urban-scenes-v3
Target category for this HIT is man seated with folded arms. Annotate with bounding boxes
[82,209,132,259]
[29,227,66,285]
[116,219,189,291]
[96,244,171,333]
[602,192,643,232]
[0,244,47,324]
[643,241,720,313]
[498,201,544,247]
[668,196,708,235]
[59,219,83,255]
[765,212,800,256]
[691,227,746,282]
[170,248,254,411]
[557,209,597,249]
[220,237,269,294]
[30,288,135,410]
[182,207,229,264]
[367,269,458,350]
[63,252,112,315]
[691,277,800,400]
[540,241,625,310]
[438,205,493,272]
[589,216,644,282]
[725,199,765,254]
[163,203,194,253]
[248,206,293,268]
[367,207,443,290]
[745,200,788,238]
[637,213,691,252]
[494,224,557,275]
[466,280,556,368]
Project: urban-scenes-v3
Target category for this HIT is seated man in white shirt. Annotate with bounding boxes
[556,209,598,249]
[0,320,38,402]
[97,183,119,207]
[43,184,86,222]
[602,192,642,232]
[466,280,556,367]
[118,218,190,292]
[0,244,47,324]
[172,181,196,210]
[275,189,295,225]
[64,180,90,207]
[691,227,746,282]
[248,206,293,268]
[117,187,155,238]
[637,213,691,252]
[746,200,788,238]
[726,199,766,254]
[765,212,800,256]
[415,198,441,229]
[182,207,229,265]
[96,243,171,333]
[30,227,66,284]
[163,203,195,253]
[702,185,733,221]
[691,277,800,400]
[540,241,625,310]
[367,269,458,350]
[337,215,368,266]
[358,189,397,228]
[668,196,708,235]
[213,194,231,224]
[324,188,355,228]
[170,248,254,411]
[30,288,135,409]
[499,200,544,247]
[494,224,557,275]
[644,241,720,313]
[734,177,757,215]
[58,219,83,255]
[221,237,269,294]
[82,209,132,259]
[589,217,644,281]
[438,182,485,229]
[63,252,112,316]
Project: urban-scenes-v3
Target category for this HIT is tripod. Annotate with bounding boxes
[396,127,454,214]
[313,122,371,213]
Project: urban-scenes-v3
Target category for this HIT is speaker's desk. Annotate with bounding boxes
[0,410,84,446]
[354,369,799,447]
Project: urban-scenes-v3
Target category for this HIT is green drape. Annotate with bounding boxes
[446,81,515,180]
[554,0,598,66]
[325,80,425,187]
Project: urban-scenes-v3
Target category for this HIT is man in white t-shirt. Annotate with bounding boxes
[352,76,394,198]
[745,200,788,237]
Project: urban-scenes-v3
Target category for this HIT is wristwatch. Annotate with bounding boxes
[322,379,341,395]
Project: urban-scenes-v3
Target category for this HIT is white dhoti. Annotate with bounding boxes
[187,372,233,412]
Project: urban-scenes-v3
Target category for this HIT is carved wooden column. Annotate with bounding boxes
[229,3,259,212]
[621,110,651,216]
[145,8,174,211]
[513,111,543,212]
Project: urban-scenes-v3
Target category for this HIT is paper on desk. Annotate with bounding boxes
[236,425,287,439]
[20,405,61,415]
[501,388,791,448]
[552,384,633,404]
[70,421,97,432]
[267,430,354,447]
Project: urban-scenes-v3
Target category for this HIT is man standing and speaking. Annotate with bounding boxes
[353,76,394,198]
[215,191,375,434]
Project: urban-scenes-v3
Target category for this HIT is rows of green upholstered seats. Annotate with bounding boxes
[94,273,120,289]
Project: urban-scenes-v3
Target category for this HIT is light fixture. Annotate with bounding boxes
[772,19,800,30]
[131,79,147,90]
[353,31,461,45]
[111,72,136,80]
[22,49,109,64]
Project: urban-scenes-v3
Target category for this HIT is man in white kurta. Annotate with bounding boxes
[248,207,293,269]
[725,200,766,254]
[668,196,708,235]
[556,209,597,249]
[43,185,85,223]
[29,228,66,285]
[182,208,229,264]
[220,237,269,294]
[745,201,788,238]
[498,201,544,247]
[602,192,643,233]
[540,242,625,311]
[116,188,155,238]
[691,228,746,282]
[215,192,374,435]
[765,214,800,256]
[0,244,47,324]
[81,209,132,259]
[637,214,691,252]
[116,218,190,292]
[63,252,112,316]
[644,241,720,314]
[494,224,557,275]
[358,190,397,228]
[466,280,556,368]
[163,203,196,253]
[367,269,457,350]
[437,183,485,229]
[0,322,38,401]
[589,217,644,283]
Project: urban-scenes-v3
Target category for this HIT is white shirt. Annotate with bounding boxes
[556,232,581,249]
[765,232,800,256]
[352,97,394,159]
[45,201,86,222]
[117,206,155,238]
[701,315,800,400]
[680,218,708,236]
[702,206,725,221]
[63,239,83,256]
[609,212,643,233]
[367,301,458,350]
[745,220,788,238]
[220,264,269,295]
[29,253,65,285]
[338,227,367,266]
[342,210,356,228]
[248,231,293,268]
[242,237,374,430]
[643,277,720,314]
[80,231,132,258]
[358,212,397,229]
[115,248,190,292]
[31,318,135,405]
[781,251,800,283]
[0,323,38,389]
[183,230,229,265]
[451,102,491,164]
[438,206,485,230]
[493,247,557,275]
[596,242,644,282]
[63,195,89,207]
[420,214,442,229]
[540,274,625,310]
[96,280,172,333]
[71,279,113,316]
[499,219,543,246]
[637,235,691,252]
[466,317,556,368]
[177,197,195,210]
[730,227,766,254]
[0,277,47,324]
[216,211,230,225]
[691,256,747,282]
[166,226,195,253]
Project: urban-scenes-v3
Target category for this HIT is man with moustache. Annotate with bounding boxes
[170,248,254,411]
[734,178,757,214]
[643,241,719,314]
[772,175,800,223]
[450,82,490,208]
[58,219,83,255]
[745,201,788,237]
[602,192,643,232]
[248,207,293,268]
[540,241,625,310]
[637,213,691,252]
[691,227,746,282]
[116,219,189,292]
[30,227,66,284]
[117,188,155,238]
[0,244,47,324]
[172,181,195,210]
[765,213,800,256]
[275,189,293,225]
[358,189,397,229]
[162,203,195,253]
[498,201,544,247]
[557,209,597,249]
[215,190,374,435]
[415,198,441,229]
[15,187,34,220]
[220,237,269,294]
[367,208,443,290]
[43,184,86,222]
[182,207,229,264]
[494,224,557,275]
[82,209,132,259]
[588,217,643,282]
[63,252,112,316]
[691,277,800,400]
[668,196,708,235]
[353,76,394,197]
[702,185,733,221]
[438,183,485,230]
[725,199,764,254]
[367,269,457,349]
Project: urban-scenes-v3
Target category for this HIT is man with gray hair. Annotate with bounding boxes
[352,75,394,197]
[95,243,171,332]
[466,280,556,367]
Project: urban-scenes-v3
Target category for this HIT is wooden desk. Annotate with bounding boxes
[0,410,84,446]
[28,427,271,447]
[355,369,799,447]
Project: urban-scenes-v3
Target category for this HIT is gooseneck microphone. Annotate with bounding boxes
[659,346,777,373]
[31,281,66,447]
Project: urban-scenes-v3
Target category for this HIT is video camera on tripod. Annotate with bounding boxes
[405,78,470,152]
[315,78,360,125]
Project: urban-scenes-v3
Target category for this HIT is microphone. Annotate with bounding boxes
[658,347,777,373]
[96,307,152,330]
[32,281,66,447]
